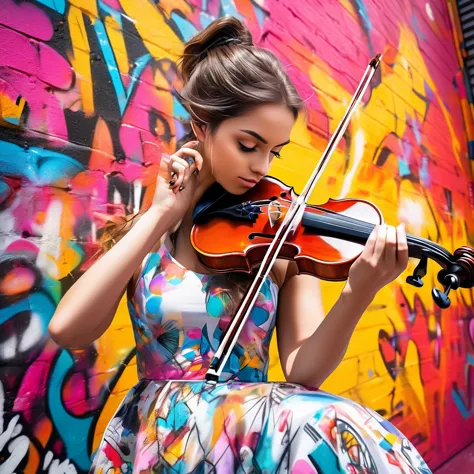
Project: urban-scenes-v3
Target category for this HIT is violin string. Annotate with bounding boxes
[313,214,451,259]
[257,198,413,245]
[257,201,378,234]
[310,214,450,258]
[305,208,450,259]
[254,201,451,260]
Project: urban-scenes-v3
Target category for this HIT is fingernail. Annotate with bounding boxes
[169,180,175,186]
[171,172,177,179]
[179,185,184,191]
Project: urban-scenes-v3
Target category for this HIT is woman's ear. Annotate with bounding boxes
[191,121,207,142]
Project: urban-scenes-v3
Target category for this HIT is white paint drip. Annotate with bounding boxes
[0,380,30,474]
[0,334,17,360]
[91,219,97,243]
[134,180,142,214]
[398,198,424,236]
[338,129,365,199]
[44,456,77,474]
[34,200,63,279]
[426,3,434,21]
[18,313,43,353]
[0,380,78,473]
[113,187,121,205]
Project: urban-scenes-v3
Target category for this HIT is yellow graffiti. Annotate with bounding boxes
[0,92,25,128]
[104,14,129,79]
[120,0,187,61]
[67,5,95,115]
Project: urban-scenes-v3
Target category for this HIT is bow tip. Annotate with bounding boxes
[370,53,383,68]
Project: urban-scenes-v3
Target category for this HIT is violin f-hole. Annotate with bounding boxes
[248,232,276,240]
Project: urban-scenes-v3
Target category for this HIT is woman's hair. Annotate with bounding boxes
[95,16,304,256]
[178,15,305,133]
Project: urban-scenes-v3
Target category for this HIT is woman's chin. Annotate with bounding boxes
[220,181,253,195]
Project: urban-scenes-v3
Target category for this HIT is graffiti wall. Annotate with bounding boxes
[1,0,473,472]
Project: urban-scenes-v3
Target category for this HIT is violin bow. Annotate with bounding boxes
[205,55,383,384]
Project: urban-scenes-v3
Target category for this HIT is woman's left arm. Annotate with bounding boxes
[276,223,408,388]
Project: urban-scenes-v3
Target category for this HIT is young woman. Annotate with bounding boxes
[49,16,432,474]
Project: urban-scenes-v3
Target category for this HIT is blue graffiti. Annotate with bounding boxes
[35,0,66,14]
[0,142,84,185]
[452,353,474,419]
[48,350,94,471]
[94,2,152,116]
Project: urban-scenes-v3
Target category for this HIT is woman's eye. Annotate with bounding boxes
[238,142,257,153]
[238,141,282,159]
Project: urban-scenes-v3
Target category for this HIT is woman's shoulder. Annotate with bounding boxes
[126,235,168,299]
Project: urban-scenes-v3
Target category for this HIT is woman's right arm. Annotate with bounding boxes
[49,140,203,349]
[48,207,173,349]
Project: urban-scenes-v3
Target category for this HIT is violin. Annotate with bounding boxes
[194,54,474,384]
[191,176,474,309]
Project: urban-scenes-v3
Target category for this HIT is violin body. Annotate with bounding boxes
[191,175,474,309]
[191,176,383,281]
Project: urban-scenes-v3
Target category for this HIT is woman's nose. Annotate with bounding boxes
[249,155,270,177]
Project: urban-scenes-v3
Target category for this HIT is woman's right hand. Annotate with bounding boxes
[150,140,204,224]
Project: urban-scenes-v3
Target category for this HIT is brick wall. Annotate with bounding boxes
[0,0,473,472]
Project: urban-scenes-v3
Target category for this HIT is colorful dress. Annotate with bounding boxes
[90,241,432,473]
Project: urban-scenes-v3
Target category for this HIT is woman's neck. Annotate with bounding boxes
[189,150,216,211]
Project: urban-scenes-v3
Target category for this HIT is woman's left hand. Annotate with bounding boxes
[346,223,409,298]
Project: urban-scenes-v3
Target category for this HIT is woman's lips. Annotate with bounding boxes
[238,177,258,188]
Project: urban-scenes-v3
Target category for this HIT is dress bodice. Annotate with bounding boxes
[128,241,279,382]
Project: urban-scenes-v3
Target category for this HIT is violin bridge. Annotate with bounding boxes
[268,201,283,227]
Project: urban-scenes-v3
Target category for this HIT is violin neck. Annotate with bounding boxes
[301,212,447,261]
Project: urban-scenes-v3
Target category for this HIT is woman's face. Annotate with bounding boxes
[198,103,296,194]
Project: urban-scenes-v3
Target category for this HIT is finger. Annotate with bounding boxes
[167,143,197,181]
[364,224,379,256]
[373,223,387,261]
[167,158,179,185]
[396,223,409,270]
[170,159,187,190]
[171,163,186,189]
[181,140,199,150]
[173,156,193,188]
[175,147,204,173]
[177,148,198,175]
[384,225,397,264]
[171,156,190,174]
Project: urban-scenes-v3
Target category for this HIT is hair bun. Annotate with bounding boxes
[179,16,253,84]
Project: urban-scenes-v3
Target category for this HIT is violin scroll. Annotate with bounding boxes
[433,246,474,308]
[406,246,474,308]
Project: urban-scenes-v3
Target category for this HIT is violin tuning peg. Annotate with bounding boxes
[406,275,424,288]
[432,287,451,309]
[432,274,459,309]
[406,255,428,288]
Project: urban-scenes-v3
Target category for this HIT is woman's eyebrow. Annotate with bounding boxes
[240,129,290,147]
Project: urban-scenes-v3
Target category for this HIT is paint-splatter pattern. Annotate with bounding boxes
[90,243,432,473]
